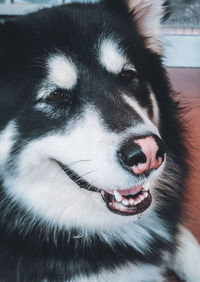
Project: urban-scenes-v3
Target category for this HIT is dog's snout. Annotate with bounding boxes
[118,135,166,175]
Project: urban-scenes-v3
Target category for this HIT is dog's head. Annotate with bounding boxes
[0,0,175,234]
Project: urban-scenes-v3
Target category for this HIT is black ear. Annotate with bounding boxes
[0,20,29,125]
[100,0,131,16]
[102,0,164,54]
[0,22,7,57]
[0,20,19,61]
[125,0,164,54]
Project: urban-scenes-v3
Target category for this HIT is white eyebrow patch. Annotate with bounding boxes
[123,95,160,137]
[150,91,160,126]
[48,54,77,89]
[99,39,127,74]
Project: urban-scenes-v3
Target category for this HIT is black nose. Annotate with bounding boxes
[117,135,166,173]
[118,142,146,169]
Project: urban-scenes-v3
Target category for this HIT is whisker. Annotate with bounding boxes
[67,159,92,166]
[71,170,97,185]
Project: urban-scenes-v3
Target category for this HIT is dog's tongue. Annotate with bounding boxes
[118,185,142,196]
[104,185,142,196]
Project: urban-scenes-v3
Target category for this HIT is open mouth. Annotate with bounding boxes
[101,187,151,216]
[58,162,152,216]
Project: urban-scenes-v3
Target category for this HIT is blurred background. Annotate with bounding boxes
[0,0,199,241]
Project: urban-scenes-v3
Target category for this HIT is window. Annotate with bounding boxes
[0,0,90,16]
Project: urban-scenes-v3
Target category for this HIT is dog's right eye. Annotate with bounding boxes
[120,69,138,81]
[45,90,63,103]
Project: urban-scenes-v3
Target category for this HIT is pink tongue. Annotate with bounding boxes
[104,185,142,196]
[118,185,142,196]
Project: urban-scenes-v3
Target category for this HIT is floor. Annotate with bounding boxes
[168,67,200,242]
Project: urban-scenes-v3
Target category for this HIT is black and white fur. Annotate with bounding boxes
[0,0,199,281]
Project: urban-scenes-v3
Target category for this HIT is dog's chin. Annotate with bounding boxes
[58,162,152,217]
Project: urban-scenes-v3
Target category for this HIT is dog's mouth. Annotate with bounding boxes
[58,162,152,216]
[101,187,151,216]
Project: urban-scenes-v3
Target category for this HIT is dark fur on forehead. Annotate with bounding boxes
[0,0,153,133]
[0,1,140,124]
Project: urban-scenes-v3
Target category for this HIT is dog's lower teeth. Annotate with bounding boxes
[129,199,135,205]
[139,195,145,202]
[122,200,129,206]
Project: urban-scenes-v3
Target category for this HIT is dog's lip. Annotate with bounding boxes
[57,161,152,216]
[57,161,99,192]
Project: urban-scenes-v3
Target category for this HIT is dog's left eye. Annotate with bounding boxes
[120,69,137,81]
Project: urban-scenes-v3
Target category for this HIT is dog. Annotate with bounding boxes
[0,0,199,281]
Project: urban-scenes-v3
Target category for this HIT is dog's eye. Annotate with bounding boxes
[120,69,137,81]
[45,90,64,103]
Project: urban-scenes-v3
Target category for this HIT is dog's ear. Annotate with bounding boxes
[125,0,164,54]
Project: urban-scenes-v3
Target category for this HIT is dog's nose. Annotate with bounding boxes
[118,135,166,175]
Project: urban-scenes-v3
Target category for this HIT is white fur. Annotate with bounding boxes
[0,121,16,170]
[99,38,127,74]
[126,0,164,53]
[72,263,165,282]
[42,263,165,282]
[171,225,200,282]
[47,53,77,90]
[1,107,169,254]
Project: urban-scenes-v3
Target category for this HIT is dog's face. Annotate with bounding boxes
[0,0,168,232]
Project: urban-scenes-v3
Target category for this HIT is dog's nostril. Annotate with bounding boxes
[153,135,166,160]
[118,144,146,168]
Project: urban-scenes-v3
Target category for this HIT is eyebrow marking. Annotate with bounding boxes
[47,54,78,90]
[123,94,160,137]
[99,38,127,74]
[150,91,160,126]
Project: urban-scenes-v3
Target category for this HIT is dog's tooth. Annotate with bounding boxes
[122,199,128,206]
[134,199,139,205]
[137,195,144,204]
[129,199,134,205]
[138,195,144,203]
[143,183,150,191]
[144,192,149,199]
[114,191,122,202]
[140,194,145,201]
[101,190,105,196]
